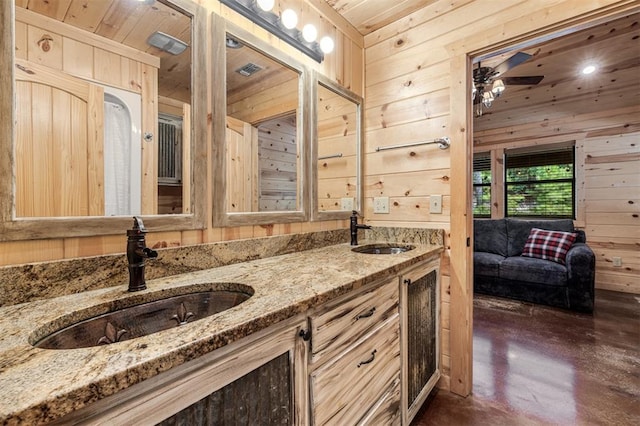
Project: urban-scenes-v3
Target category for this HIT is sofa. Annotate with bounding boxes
[474,218,595,313]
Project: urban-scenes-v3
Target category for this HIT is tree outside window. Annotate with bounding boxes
[505,147,575,218]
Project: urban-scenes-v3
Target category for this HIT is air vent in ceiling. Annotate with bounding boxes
[236,63,263,77]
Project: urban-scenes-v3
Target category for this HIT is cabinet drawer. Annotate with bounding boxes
[358,377,401,426]
[311,316,400,426]
[310,277,398,364]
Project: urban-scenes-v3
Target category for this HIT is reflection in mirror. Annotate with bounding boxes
[312,73,363,220]
[13,0,191,217]
[225,34,301,213]
[0,0,207,241]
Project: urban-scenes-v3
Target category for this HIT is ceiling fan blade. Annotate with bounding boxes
[503,76,545,85]
[493,52,532,76]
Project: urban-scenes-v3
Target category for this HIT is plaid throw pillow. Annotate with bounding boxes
[521,228,577,264]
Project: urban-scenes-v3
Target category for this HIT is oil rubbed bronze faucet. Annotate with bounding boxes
[350,210,371,246]
[127,217,158,292]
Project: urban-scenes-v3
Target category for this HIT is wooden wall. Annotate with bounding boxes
[258,115,299,211]
[362,0,638,395]
[0,0,364,266]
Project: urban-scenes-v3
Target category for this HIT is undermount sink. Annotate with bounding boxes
[352,244,415,255]
[32,284,253,350]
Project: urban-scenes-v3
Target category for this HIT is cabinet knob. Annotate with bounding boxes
[299,329,311,341]
[404,278,411,285]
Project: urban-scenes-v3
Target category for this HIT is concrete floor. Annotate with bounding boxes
[412,290,640,425]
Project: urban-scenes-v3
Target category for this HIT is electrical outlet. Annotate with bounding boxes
[613,256,622,267]
[430,195,443,214]
[373,196,389,214]
[341,197,354,211]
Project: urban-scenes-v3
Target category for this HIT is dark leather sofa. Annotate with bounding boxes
[473,218,595,313]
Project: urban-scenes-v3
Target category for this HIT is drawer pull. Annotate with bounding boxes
[355,307,376,320]
[357,349,377,368]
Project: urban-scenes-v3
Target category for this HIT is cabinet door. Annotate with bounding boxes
[58,317,309,425]
[400,258,440,425]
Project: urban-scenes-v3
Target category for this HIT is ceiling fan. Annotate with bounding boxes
[473,51,544,116]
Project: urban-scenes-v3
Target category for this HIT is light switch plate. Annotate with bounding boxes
[341,197,354,211]
[373,196,390,214]
[430,195,443,214]
[613,256,622,267]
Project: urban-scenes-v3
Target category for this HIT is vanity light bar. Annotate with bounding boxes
[220,0,324,63]
[375,137,451,152]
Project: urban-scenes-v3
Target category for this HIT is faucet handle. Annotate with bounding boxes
[132,216,146,233]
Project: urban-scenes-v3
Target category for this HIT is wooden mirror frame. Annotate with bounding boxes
[311,71,364,221]
[211,15,310,227]
[0,0,207,241]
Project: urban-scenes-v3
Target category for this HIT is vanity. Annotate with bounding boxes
[0,230,442,425]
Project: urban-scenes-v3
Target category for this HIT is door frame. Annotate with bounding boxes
[447,1,639,396]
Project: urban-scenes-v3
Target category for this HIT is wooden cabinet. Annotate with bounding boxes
[400,256,441,425]
[56,315,309,425]
[53,255,440,426]
[308,277,401,425]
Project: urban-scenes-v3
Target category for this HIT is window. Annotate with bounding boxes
[505,147,575,218]
[473,153,491,218]
[158,113,183,185]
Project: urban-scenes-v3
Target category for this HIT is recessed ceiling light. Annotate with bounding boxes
[582,65,596,75]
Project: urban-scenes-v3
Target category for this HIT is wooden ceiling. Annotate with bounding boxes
[324,0,434,35]
[471,13,640,132]
[15,0,192,101]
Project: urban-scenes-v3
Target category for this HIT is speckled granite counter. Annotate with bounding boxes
[0,229,443,424]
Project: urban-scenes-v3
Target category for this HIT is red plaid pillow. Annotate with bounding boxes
[521,228,577,264]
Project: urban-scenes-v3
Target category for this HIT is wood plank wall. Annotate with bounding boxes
[0,0,363,266]
[362,0,638,394]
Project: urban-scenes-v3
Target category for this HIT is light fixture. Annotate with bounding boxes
[220,0,330,63]
[473,66,507,117]
[302,24,317,43]
[582,64,596,75]
[281,9,298,30]
[320,36,334,54]
[147,31,188,55]
[256,0,274,12]
[491,79,505,96]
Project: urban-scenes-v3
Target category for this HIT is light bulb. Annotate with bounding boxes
[482,91,494,108]
[491,79,505,96]
[320,36,334,54]
[281,9,298,29]
[302,24,317,43]
[582,65,596,75]
[256,0,274,12]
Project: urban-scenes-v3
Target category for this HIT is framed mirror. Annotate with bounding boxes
[0,0,206,241]
[212,16,309,227]
[311,72,363,220]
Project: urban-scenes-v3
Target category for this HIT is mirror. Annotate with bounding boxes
[212,18,309,226]
[312,72,363,220]
[0,0,206,240]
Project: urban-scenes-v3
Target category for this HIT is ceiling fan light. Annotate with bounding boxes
[491,79,505,96]
[482,91,494,108]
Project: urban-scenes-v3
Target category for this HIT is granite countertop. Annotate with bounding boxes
[0,239,442,424]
